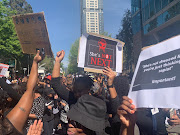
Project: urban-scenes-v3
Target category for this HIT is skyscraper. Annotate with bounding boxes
[80,0,104,35]
[132,0,180,64]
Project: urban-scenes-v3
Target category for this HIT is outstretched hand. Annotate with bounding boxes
[102,67,116,85]
[55,50,65,63]
[27,120,43,135]
[117,96,136,127]
[33,50,44,63]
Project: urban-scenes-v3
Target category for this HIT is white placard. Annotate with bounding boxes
[0,63,9,78]
[128,35,180,108]
[78,33,124,73]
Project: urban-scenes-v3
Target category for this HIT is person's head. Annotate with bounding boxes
[67,94,107,135]
[73,76,93,98]
[11,83,26,96]
[44,86,55,98]
[22,76,28,83]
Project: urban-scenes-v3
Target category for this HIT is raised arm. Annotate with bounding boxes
[51,50,75,104]
[52,50,65,78]
[6,50,43,133]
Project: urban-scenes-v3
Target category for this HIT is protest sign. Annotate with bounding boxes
[12,12,53,57]
[128,35,180,108]
[0,63,9,78]
[78,33,124,73]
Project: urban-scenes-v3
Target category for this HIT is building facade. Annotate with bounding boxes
[80,0,104,35]
[132,0,180,64]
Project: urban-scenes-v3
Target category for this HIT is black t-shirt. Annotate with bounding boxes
[136,109,168,135]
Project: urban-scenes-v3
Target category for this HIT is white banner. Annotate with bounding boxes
[0,63,9,78]
[128,35,180,108]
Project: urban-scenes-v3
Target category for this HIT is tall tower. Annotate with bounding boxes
[80,0,104,35]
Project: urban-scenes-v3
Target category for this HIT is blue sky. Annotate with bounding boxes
[26,0,131,67]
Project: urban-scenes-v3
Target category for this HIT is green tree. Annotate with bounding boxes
[68,39,79,74]
[39,56,54,74]
[0,0,33,76]
[0,0,22,61]
[9,0,33,14]
[116,9,134,73]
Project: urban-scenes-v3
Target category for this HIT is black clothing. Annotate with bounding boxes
[0,78,21,103]
[43,98,54,122]
[51,77,77,106]
[136,109,168,135]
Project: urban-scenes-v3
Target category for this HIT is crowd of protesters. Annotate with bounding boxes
[0,50,180,135]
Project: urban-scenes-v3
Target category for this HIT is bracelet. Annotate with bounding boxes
[107,84,114,88]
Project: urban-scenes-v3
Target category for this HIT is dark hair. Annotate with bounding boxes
[10,83,26,96]
[114,75,130,103]
[73,76,93,98]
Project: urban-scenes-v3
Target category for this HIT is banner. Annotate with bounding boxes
[128,35,180,108]
[12,12,53,56]
[78,33,124,73]
[0,63,9,78]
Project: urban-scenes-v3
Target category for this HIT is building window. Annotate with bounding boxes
[157,14,163,26]
[132,12,141,34]
[149,0,155,17]
[131,0,140,14]
[155,0,162,13]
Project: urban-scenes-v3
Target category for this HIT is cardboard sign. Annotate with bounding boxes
[78,33,124,73]
[0,63,9,78]
[12,12,53,56]
[128,35,180,108]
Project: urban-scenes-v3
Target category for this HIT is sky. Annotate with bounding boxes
[26,0,131,67]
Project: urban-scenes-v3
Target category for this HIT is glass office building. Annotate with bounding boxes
[80,0,104,35]
[132,0,180,64]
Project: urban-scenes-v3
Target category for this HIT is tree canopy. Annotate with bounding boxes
[67,39,79,74]
[116,9,134,73]
[0,0,33,76]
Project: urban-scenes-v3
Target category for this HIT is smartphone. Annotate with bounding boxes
[36,48,45,56]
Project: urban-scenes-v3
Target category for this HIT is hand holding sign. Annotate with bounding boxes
[117,96,136,127]
[55,50,65,63]
[102,67,116,86]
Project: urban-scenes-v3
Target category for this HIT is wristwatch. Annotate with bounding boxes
[107,84,114,88]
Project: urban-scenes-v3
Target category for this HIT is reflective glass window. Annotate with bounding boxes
[144,24,150,34]
[177,2,180,14]
[148,18,157,32]
[142,8,145,22]
[168,0,174,3]
[131,0,140,14]
[142,0,145,8]
[157,14,163,26]
[144,4,150,21]
[132,13,141,34]
[155,0,162,13]
[149,0,155,17]
[163,11,170,22]
[162,0,168,8]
